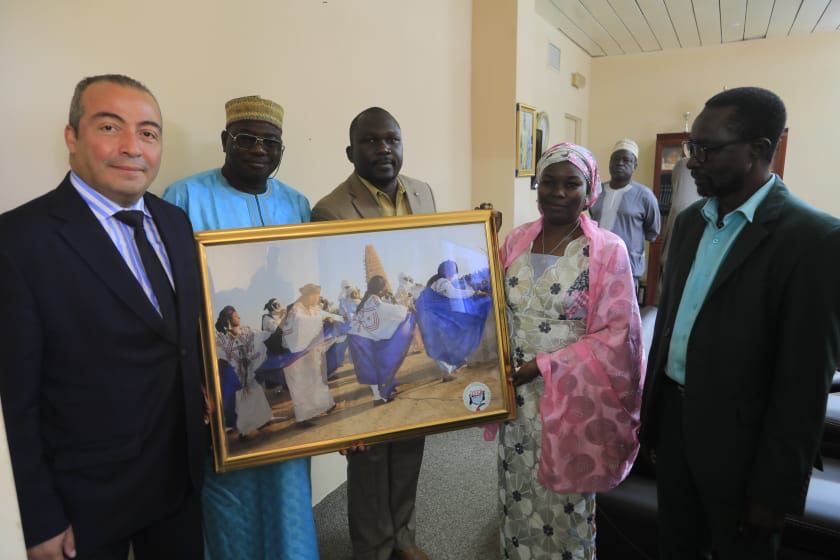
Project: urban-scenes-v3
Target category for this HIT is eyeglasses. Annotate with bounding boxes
[682,139,745,163]
[226,131,284,153]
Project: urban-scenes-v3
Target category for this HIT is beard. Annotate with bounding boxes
[693,166,747,199]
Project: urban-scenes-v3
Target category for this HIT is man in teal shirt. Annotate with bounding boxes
[664,174,774,386]
[164,95,317,560]
[641,87,840,559]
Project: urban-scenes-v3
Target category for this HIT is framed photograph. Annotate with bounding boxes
[196,211,515,472]
[516,102,537,177]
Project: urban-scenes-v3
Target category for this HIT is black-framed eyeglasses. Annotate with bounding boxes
[226,131,284,153]
[682,139,745,163]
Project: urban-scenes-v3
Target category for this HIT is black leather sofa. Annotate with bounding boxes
[596,307,840,559]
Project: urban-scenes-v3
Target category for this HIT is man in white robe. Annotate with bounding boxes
[281,284,341,422]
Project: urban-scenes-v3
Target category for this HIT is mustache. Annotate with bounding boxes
[107,159,149,171]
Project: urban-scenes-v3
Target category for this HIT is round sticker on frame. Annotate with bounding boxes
[463,382,491,412]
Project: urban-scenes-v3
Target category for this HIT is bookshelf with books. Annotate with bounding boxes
[643,132,687,306]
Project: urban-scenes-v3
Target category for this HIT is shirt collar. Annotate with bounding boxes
[357,174,405,200]
[700,174,776,227]
[70,171,149,217]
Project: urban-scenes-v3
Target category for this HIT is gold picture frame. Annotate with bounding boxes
[516,102,537,177]
[196,210,515,472]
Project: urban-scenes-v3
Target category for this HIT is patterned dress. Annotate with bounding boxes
[500,236,596,560]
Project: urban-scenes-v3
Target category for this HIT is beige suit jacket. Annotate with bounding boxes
[311,173,437,221]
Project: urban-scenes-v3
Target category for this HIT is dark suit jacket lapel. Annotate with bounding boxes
[145,195,188,344]
[706,180,787,298]
[51,177,173,341]
[347,174,382,219]
[666,209,706,322]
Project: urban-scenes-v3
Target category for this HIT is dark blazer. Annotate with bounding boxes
[311,173,436,221]
[640,178,840,515]
[0,175,206,548]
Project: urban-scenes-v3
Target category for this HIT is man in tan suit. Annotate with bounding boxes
[311,108,435,221]
[312,107,433,560]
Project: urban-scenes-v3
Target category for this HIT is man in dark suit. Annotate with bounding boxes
[0,75,206,560]
[312,107,434,560]
[640,86,840,559]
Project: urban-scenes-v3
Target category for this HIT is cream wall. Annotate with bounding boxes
[0,0,472,212]
[469,0,592,238]
[589,32,840,216]
[0,0,472,550]
[471,0,517,236]
[513,0,590,228]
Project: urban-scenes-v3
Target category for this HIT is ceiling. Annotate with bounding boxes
[536,0,840,57]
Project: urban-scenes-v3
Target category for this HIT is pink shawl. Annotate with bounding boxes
[488,213,645,493]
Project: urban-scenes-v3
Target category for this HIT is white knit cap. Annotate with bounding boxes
[612,138,639,158]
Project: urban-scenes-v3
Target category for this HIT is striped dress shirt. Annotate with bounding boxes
[69,172,175,315]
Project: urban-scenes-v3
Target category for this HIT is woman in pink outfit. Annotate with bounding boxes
[491,143,645,559]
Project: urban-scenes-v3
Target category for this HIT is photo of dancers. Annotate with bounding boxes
[198,217,512,470]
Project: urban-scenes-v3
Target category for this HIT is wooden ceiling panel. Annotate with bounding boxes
[814,0,840,31]
[537,0,838,57]
[550,0,624,55]
[664,0,702,48]
[693,0,722,45]
[536,0,608,56]
[608,0,662,51]
[745,0,775,39]
[634,0,681,50]
[721,0,748,43]
[579,0,642,53]
[790,0,831,34]
[766,0,805,38]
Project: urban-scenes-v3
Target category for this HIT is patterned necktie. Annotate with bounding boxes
[113,210,176,330]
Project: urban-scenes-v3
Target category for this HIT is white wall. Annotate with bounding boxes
[0,0,473,548]
[589,32,840,216]
[311,453,347,505]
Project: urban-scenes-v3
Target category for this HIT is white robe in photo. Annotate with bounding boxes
[281,302,338,421]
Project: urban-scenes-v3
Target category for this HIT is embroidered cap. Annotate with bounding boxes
[225,95,284,129]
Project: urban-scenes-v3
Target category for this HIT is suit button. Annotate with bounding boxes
[664,327,672,337]
[181,348,188,357]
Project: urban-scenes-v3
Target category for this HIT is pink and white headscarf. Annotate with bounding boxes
[536,142,602,208]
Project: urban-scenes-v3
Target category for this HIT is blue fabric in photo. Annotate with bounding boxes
[218,361,242,429]
[325,338,348,378]
[323,321,350,377]
[256,350,303,371]
[348,313,416,399]
[415,290,492,367]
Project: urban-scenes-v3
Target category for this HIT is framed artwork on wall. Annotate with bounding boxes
[531,111,551,189]
[196,211,515,472]
[516,102,537,177]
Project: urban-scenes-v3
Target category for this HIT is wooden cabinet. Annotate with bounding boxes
[643,132,687,305]
[643,129,788,306]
